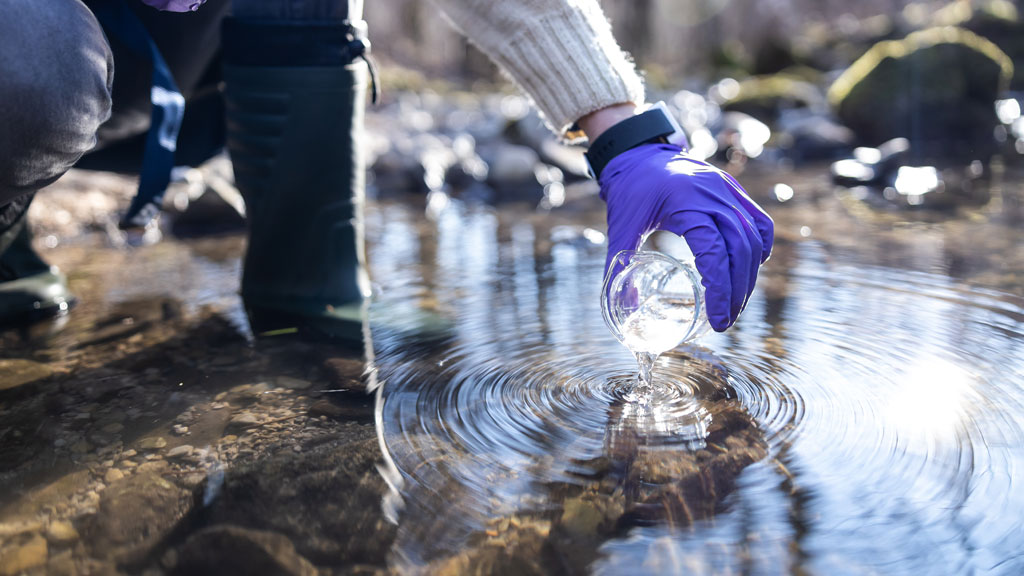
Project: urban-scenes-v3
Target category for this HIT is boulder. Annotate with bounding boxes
[828,27,1013,149]
[86,472,195,567]
[719,74,826,123]
[171,524,318,576]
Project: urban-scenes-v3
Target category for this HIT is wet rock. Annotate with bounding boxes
[46,520,80,545]
[104,468,125,483]
[0,532,48,576]
[829,27,1012,149]
[558,493,624,537]
[168,177,247,238]
[275,376,312,391]
[428,516,552,576]
[321,357,369,392]
[776,110,856,161]
[171,524,317,576]
[229,382,273,405]
[167,445,194,459]
[0,358,53,391]
[208,435,395,567]
[307,399,371,420]
[831,137,912,186]
[713,112,772,161]
[137,461,170,476]
[229,412,260,429]
[138,437,167,451]
[172,424,189,436]
[87,472,195,566]
[939,0,1024,90]
[718,74,826,123]
[46,549,76,576]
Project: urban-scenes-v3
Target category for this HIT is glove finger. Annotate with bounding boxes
[718,169,775,262]
[604,230,645,280]
[734,204,764,312]
[662,211,735,331]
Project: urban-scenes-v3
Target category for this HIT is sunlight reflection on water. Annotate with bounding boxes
[366,173,1024,574]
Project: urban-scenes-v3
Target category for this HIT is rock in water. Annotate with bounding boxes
[0,533,48,576]
[171,525,318,576]
[828,27,1013,150]
[206,436,396,567]
[86,472,194,567]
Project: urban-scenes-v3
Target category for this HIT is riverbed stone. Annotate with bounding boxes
[828,26,1012,149]
[0,532,48,576]
[46,520,80,544]
[167,445,194,459]
[87,472,195,566]
[207,432,395,567]
[171,524,318,576]
[138,436,167,451]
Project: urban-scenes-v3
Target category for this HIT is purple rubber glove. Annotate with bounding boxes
[601,143,774,332]
[140,0,205,11]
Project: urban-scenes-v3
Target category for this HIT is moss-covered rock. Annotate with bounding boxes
[828,26,1013,147]
[719,74,825,123]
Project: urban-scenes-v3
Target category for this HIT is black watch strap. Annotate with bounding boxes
[584,108,676,180]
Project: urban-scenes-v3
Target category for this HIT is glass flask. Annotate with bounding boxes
[601,249,710,356]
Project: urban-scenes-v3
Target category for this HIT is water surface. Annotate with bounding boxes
[369,168,1024,574]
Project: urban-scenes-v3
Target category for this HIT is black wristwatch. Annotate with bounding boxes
[584,103,679,180]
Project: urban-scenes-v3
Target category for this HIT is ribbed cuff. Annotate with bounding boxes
[486,5,645,138]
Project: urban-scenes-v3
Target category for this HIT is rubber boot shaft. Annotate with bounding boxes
[223,19,369,339]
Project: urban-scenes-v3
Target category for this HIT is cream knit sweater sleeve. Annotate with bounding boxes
[427,0,645,137]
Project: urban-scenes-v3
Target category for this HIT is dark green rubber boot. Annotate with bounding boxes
[0,220,74,329]
[222,19,371,344]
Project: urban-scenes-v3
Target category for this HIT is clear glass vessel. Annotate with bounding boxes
[601,249,710,356]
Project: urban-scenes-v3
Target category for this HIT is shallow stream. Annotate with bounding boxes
[1,164,1023,575]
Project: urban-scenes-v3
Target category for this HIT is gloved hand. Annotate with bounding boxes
[601,143,774,332]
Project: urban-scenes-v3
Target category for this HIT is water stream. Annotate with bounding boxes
[1,165,1022,574]
[368,167,1024,574]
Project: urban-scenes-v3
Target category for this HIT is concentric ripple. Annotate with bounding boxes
[365,198,1024,575]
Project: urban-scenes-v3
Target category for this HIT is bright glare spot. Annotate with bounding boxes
[715,78,741,101]
[968,160,984,178]
[582,227,606,245]
[774,183,795,202]
[799,226,812,237]
[832,159,876,182]
[544,182,565,208]
[737,117,770,158]
[425,190,450,221]
[686,127,718,160]
[44,235,59,249]
[996,98,1021,124]
[853,146,882,164]
[893,166,939,196]
[884,358,976,443]
[500,95,530,120]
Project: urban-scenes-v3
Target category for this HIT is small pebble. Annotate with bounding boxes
[138,437,167,450]
[45,521,79,545]
[166,445,194,459]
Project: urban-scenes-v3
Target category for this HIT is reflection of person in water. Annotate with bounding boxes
[0,0,772,341]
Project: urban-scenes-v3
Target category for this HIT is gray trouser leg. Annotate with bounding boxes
[0,0,114,207]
